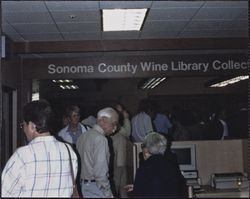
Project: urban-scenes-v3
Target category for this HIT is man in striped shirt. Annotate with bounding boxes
[1,100,78,197]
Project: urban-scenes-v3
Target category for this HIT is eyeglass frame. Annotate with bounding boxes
[19,121,25,129]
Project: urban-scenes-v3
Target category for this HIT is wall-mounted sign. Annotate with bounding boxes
[23,54,249,79]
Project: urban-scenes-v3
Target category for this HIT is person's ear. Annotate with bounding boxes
[28,121,37,132]
[143,148,151,160]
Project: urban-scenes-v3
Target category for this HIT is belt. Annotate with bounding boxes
[83,179,96,183]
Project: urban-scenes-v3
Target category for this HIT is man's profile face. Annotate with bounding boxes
[21,121,33,142]
[102,116,118,135]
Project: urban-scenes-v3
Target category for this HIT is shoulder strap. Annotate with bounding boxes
[64,143,75,186]
[82,124,91,131]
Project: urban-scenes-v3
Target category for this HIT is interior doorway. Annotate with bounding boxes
[1,86,17,171]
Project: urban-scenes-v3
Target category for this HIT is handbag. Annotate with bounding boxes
[65,143,81,198]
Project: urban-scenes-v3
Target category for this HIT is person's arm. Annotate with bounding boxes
[144,113,154,133]
[93,136,113,197]
[1,150,25,197]
[119,118,131,137]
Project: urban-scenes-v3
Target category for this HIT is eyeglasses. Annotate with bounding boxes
[19,122,25,129]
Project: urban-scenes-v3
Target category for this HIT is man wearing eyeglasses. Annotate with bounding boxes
[76,107,119,198]
[1,100,78,197]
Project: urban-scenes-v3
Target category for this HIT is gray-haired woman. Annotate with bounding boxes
[125,132,187,198]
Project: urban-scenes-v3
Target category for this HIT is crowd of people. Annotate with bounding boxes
[1,98,247,198]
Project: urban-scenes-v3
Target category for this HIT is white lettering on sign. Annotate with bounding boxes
[140,62,169,71]
[48,64,94,74]
[98,63,137,74]
[212,60,249,70]
[171,61,209,72]
[47,60,248,75]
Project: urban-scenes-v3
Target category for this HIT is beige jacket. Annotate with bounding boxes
[111,118,131,167]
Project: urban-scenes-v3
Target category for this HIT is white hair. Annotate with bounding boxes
[97,107,117,120]
[143,132,167,155]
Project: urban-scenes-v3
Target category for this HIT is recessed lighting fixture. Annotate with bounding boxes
[102,9,147,31]
[59,84,79,90]
[32,92,40,101]
[210,75,249,87]
[141,77,166,89]
[69,14,76,19]
[52,79,73,83]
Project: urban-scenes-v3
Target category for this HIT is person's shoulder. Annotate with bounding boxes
[79,123,91,133]
[58,125,68,135]
[11,145,33,161]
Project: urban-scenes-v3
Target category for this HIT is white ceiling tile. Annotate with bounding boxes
[231,20,248,30]
[51,10,100,23]
[57,23,100,32]
[21,33,63,41]
[143,21,188,31]
[152,1,205,8]
[45,1,99,11]
[213,30,248,38]
[1,0,249,43]
[186,20,247,31]
[2,24,18,34]
[236,9,248,20]
[5,34,25,42]
[13,24,59,34]
[62,32,101,40]
[203,1,248,8]
[178,30,224,38]
[140,31,179,39]
[100,1,152,9]
[102,31,140,40]
[3,12,54,24]
[194,8,245,20]
[148,8,199,20]
[2,1,47,13]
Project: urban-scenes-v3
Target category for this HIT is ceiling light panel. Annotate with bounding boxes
[210,75,249,87]
[102,9,147,31]
[141,77,166,89]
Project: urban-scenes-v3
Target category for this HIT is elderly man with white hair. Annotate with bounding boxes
[76,107,119,198]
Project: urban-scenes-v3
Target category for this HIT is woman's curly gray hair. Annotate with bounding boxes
[143,132,167,155]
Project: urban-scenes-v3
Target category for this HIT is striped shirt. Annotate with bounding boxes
[1,136,78,197]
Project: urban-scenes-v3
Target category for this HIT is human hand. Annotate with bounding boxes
[124,184,134,192]
[123,110,129,119]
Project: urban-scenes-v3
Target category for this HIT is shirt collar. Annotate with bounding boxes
[29,135,55,144]
[93,124,105,135]
[66,123,81,133]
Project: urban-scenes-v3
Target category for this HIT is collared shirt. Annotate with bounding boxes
[1,136,78,197]
[66,124,82,144]
[131,112,153,142]
[76,124,113,198]
[58,123,89,144]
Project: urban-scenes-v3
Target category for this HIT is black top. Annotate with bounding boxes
[133,154,187,198]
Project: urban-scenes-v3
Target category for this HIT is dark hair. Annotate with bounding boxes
[23,99,54,134]
[66,105,80,118]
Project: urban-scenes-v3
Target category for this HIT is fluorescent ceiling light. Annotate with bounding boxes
[59,84,79,90]
[32,92,40,101]
[210,75,249,87]
[52,79,73,83]
[142,77,166,89]
[102,9,147,31]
